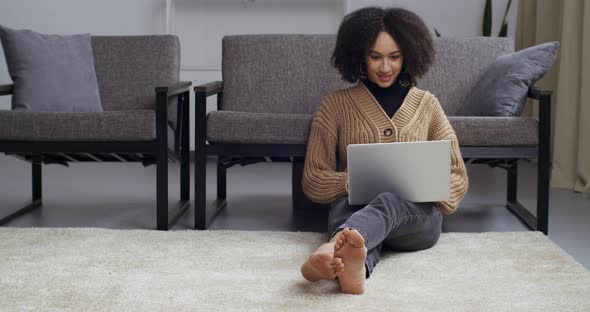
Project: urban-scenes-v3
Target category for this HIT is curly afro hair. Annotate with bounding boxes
[332,7,435,86]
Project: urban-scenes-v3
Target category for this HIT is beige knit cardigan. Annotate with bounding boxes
[302,82,469,214]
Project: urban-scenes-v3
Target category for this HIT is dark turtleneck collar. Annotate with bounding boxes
[362,78,410,119]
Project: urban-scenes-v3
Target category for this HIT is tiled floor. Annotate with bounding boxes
[1,154,588,269]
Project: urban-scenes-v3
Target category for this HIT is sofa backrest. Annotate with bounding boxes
[91,35,180,111]
[420,37,514,115]
[221,34,514,116]
[221,34,352,114]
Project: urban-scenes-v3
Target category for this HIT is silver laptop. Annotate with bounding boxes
[347,140,451,205]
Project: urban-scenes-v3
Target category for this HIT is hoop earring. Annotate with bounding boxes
[398,68,411,88]
[359,64,367,80]
[398,77,411,88]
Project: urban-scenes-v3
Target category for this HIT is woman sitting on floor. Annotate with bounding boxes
[300,7,469,295]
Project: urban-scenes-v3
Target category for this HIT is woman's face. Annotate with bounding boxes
[365,32,404,88]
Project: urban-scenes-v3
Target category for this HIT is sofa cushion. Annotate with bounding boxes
[91,36,180,112]
[207,111,313,144]
[221,35,514,116]
[91,36,181,133]
[0,110,156,141]
[0,25,102,112]
[207,111,538,147]
[458,42,560,116]
[419,37,515,115]
[449,116,538,146]
[221,34,352,114]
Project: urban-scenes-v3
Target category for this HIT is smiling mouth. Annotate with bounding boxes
[377,74,392,82]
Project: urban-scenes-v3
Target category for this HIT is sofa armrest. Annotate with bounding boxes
[194,81,222,98]
[525,85,552,130]
[154,81,191,157]
[194,81,222,152]
[527,85,552,100]
[525,86,551,185]
[0,84,14,96]
[155,81,192,98]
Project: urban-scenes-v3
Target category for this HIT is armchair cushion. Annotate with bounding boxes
[449,116,538,146]
[0,110,155,141]
[458,42,559,116]
[0,25,102,112]
[206,111,538,147]
[207,111,313,144]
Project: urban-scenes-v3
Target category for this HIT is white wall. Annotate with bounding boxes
[0,0,164,35]
[173,1,344,147]
[0,0,518,149]
[347,0,518,38]
[0,0,165,110]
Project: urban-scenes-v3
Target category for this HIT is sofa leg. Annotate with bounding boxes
[180,93,190,202]
[173,117,192,228]
[537,158,550,235]
[217,158,227,200]
[505,159,536,232]
[195,147,207,230]
[180,157,190,201]
[194,90,228,230]
[292,159,306,210]
[194,155,226,230]
[156,152,169,231]
[0,162,43,225]
[505,158,550,235]
[507,160,517,202]
[32,162,42,201]
[155,150,189,231]
[536,92,551,235]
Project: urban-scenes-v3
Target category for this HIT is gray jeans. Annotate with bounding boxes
[328,192,443,278]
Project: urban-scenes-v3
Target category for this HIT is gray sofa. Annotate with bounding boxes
[195,34,551,234]
[0,35,191,230]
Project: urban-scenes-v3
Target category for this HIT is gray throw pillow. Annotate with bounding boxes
[458,41,559,116]
[0,25,102,112]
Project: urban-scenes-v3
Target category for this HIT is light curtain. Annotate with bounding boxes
[516,0,590,193]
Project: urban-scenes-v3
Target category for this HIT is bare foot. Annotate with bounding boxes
[334,228,367,295]
[301,243,344,282]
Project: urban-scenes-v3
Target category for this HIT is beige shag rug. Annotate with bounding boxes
[0,228,588,312]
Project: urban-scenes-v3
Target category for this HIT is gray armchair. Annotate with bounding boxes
[194,35,350,229]
[195,34,551,234]
[0,35,191,230]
